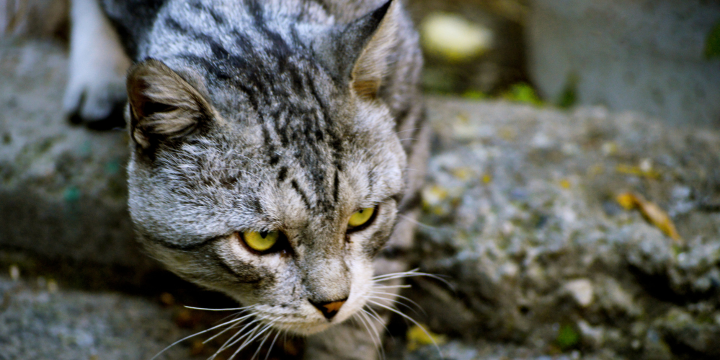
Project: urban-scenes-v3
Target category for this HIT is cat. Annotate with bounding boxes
[64,0,429,358]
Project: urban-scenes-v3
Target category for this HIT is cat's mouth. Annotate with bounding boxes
[250,296,366,336]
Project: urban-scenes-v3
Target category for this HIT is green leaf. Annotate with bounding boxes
[705,21,720,60]
[462,90,487,100]
[502,83,543,106]
[556,324,580,350]
[557,73,578,109]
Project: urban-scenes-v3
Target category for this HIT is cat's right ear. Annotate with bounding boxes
[126,59,214,149]
[313,0,398,100]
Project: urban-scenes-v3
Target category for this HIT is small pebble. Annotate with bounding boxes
[564,279,594,307]
[639,158,653,172]
[601,142,617,156]
[9,264,19,280]
[47,279,59,293]
[160,292,176,306]
[420,13,493,62]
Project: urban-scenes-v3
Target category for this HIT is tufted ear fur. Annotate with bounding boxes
[126,59,214,149]
[348,0,398,99]
[314,0,398,100]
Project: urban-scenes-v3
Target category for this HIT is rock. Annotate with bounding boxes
[420,13,493,62]
[595,276,640,318]
[0,276,192,359]
[641,328,673,360]
[563,279,593,307]
[527,0,720,127]
[406,339,613,360]
[0,0,68,39]
[577,320,604,348]
[409,98,720,358]
[0,40,154,274]
[655,308,720,356]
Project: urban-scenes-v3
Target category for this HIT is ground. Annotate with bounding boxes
[1,38,719,360]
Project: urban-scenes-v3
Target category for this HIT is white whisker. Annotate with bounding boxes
[251,325,275,360]
[371,284,412,289]
[397,214,439,230]
[396,127,420,135]
[365,294,423,317]
[368,291,426,316]
[264,330,281,360]
[210,317,265,358]
[364,306,389,335]
[358,309,384,360]
[185,305,253,312]
[228,318,277,360]
[372,268,452,288]
[203,312,257,344]
[149,308,253,360]
[366,300,443,359]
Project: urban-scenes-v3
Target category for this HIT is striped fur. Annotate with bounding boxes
[69,0,428,358]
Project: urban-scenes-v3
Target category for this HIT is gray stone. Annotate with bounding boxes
[0,0,68,39]
[0,276,193,360]
[0,40,153,271]
[409,97,720,357]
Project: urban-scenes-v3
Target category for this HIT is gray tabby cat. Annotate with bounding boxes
[65,0,429,358]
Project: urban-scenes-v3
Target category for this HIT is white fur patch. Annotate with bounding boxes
[64,0,130,120]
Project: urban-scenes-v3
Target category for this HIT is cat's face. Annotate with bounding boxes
[126,1,406,334]
[125,0,410,334]
[129,99,404,334]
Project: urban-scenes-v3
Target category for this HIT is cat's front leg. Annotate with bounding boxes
[64,0,130,130]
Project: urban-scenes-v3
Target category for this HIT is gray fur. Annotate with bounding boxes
[70,0,427,358]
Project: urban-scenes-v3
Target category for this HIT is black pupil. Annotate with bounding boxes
[358,209,364,214]
[259,231,268,238]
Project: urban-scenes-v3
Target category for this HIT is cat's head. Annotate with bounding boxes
[126,1,406,334]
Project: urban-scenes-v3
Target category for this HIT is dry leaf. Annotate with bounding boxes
[406,324,447,351]
[615,192,682,242]
[559,179,571,189]
[190,339,205,356]
[616,164,660,179]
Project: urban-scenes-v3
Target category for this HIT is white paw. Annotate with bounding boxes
[63,62,128,122]
[64,0,130,126]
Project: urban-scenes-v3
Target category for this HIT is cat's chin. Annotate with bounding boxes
[272,318,346,336]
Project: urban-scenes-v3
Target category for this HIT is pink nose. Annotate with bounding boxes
[311,299,347,320]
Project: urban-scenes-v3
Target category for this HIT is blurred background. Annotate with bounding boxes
[1,1,720,359]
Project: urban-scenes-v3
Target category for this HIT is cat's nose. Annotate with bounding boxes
[311,298,347,320]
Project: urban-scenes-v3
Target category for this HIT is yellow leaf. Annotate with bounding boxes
[616,164,660,179]
[559,179,571,189]
[406,324,447,351]
[616,192,637,210]
[452,168,472,180]
[616,192,682,242]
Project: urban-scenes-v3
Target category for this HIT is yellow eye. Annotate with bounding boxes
[348,207,375,228]
[242,230,280,252]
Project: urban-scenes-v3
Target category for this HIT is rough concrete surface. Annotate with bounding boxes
[0,39,152,271]
[410,98,720,359]
[0,275,194,360]
[2,38,720,359]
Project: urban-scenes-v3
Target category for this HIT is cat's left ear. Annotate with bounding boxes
[126,59,215,149]
[315,0,399,100]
